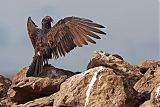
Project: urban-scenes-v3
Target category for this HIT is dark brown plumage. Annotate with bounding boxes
[27,16,106,77]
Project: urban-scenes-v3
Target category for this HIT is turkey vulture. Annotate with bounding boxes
[27,16,106,77]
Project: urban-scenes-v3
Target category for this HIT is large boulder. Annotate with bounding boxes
[52,66,138,107]
[7,65,75,104]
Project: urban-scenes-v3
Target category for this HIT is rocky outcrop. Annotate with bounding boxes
[0,51,159,107]
[7,65,75,104]
[12,66,137,107]
[52,66,138,107]
[87,51,143,86]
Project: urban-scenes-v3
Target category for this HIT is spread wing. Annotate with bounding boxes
[27,17,39,49]
[47,16,106,59]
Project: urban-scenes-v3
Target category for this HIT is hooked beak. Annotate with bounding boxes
[51,18,54,24]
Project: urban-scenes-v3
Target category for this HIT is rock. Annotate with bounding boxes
[134,62,160,93]
[87,51,142,86]
[2,51,160,107]
[152,83,160,103]
[87,51,124,69]
[0,75,11,107]
[139,100,155,107]
[140,83,160,107]
[134,67,160,93]
[7,65,75,104]
[19,66,138,107]
[137,60,160,74]
[53,66,138,107]
[134,61,160,107]
[0,75,11,98]
[11,96,54,107]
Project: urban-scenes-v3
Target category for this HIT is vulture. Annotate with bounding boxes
[27,16,106,77]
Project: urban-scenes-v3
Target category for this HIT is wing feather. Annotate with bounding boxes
[27,17,39,49]
[77,27,96,44]
[73,27,88,45]
[47,16,106,58]
[77,22,106,34]
[78,20,105,28]
[78,26,101,39]
[69,27,83,47]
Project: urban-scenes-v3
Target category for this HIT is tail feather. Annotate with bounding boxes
[26,55,43,77]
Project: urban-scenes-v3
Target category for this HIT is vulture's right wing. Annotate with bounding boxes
[27,17,38,49]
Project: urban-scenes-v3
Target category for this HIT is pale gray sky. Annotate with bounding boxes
[0,0,159,76]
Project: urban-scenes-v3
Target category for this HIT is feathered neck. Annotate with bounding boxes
[42,20,51,33]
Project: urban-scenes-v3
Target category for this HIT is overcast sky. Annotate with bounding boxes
[0,0,159,76]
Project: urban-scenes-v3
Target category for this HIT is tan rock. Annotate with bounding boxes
[134,65,160,96]
[140,82,160,107]
[137,60,160,74]
[150,83,160,106]
[12,66,138,107]
[139,100,155,107]
[0,75,11,98]
[51,66,137,107]
[134,63,160,107]
[0,75,12,107]
[87,51,142,86]
[2,51,160,107]
[11,96,54,107]
[7,65,75,104]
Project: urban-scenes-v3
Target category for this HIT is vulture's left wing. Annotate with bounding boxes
[47,16,106,58]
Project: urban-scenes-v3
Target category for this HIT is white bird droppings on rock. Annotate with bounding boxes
[84,71,98,107]
[98,75,102,81]
[84,66,105,107]
[98,66,104,81]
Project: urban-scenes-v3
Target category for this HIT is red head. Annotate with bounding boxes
[43,16,54,23]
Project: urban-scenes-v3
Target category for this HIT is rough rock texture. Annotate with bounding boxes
[0,75,11,107]
[13,66,137,107]
[137,60,160,74]
[7,65,75,104]
[140,83,160,107]
[135,64,160,107]
[52,66,138,107]
[87,51,143,86]
[0,75,11,98]
[0,51,159,107]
